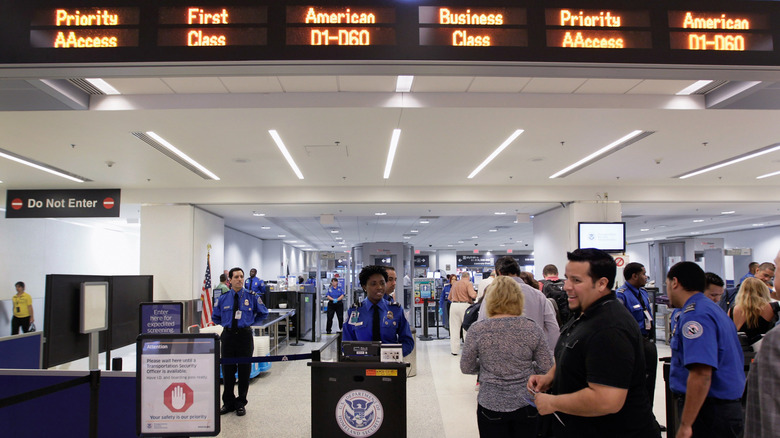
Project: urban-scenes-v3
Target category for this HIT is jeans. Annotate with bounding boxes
[477,404,539,438]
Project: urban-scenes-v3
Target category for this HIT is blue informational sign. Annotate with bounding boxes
[139,302,184,334]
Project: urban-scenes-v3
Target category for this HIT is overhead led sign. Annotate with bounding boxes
[286,6,395,45]
[668,11,773,51]
[418,6,527,47]
[30,7,139,48]
[545,9,652,49]
[157,7,267,46]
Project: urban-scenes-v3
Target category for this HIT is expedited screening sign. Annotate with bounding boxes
[137,334,220,437]
[139,303,183,334]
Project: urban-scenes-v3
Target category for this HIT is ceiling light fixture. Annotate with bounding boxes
[331,230,339,233]
[268,130,304,179]
[677,142,780,179]
[395,75,414,92]
[458,241,464,244]
[383,129,401,179]
[375,212,387,216]
[420,220,429,224]
[721,211,735,215]
[494,212,506,215]
[675,80,713,95]
[277,234,286,238]
[693,219,704,223]
[0,147,89,183]
[471,235,479,239]
[411,229,419,233]
[550,130,654,178]
[132,131,220,180]
[261,226,271,230]
[489,229,498,232]
[253,212,265,217]
[468,129,524,179]
[85,78,121,95]
[757,170,780,179]
[752,223,764,227]
[640,228,650,232]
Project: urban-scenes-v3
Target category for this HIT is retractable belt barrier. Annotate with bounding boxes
[220,352,313,365]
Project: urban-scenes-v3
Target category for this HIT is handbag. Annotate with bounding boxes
[461,301,481,331]
[28,322,36,332]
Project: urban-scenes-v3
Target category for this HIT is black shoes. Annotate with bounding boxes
[236,407,246,416]
[219,405,234,415]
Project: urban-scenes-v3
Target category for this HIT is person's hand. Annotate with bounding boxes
[171,385,186,410]
[527,373,553,393]
[533,392,556,415]
[675,423,693,438]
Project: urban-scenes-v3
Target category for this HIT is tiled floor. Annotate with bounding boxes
[56,332,671,437]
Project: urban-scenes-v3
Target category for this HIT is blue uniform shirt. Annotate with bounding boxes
[342,299,414,357]
[212,288,269,328]
[245,276,265,295]
[326,286,344,301]
[440,284,451,308]
[670,292,745,400]
[616,283,652,336]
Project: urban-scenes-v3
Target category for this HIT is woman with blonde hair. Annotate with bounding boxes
[730,277,779,344]
[460,276,553,437]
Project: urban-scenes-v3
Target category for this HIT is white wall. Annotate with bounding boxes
[193,207,225,297]
[709,225,780,280]
[262,240,283,280]
[224,227,263,278]
[626,242,651,266]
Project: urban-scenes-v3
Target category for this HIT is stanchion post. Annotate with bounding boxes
[89,369,101,438]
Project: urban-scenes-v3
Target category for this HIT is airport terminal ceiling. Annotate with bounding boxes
[1,1,780,251]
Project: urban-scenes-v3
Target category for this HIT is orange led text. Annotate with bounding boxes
[438,9,503,25]
[682,12,749,30]
[561,32,623,48]
[305,8,376,24]
[54,32,118,47]
[56,9,119,26]
[187,8,229,25]
[560,10,621,27]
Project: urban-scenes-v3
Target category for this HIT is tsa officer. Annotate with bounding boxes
[244,268,265,297]
[666,261,745,438]
[325,278,345,334]
[212,267,268,417]
[342,265,414,357]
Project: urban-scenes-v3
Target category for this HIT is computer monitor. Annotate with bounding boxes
[341,341,382,361]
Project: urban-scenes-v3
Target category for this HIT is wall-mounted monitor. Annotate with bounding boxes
[578,222,626,253]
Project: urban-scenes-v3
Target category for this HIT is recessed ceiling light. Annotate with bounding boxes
[253,212,265,217]
[395,75,414,92]
[640,228,650,232]
[691,232,700,235]
[752,223,765,227]
[458,241,464,244]
[550,130,653,178]
[499,244,506,247]
[133,132,220,180]
[420,220,429,224]
[447,244,453,247]
[676,80,713,95]
[721,211,735,215]
[494,212,506,215]
[646,238,653,241]
[692,219,704,223]
[411,229,419,233]
[403,236,411,239]
[284,240,298,243]
[0,147,89,183]
[375,212,387,216]
[513,220,518,224]
[757,170,780,179]
[277,234,286,238]
[261,226,271,230]
[268,130,304,179]
[383,129,401,179]
[471,236,479,239]
[468,130,524,179]
[677,142,780,179]
[85,78,121,95]
[331,230,339,233]
[489,229,498,232]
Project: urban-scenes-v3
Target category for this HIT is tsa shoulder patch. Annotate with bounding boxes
[682,321,703,339]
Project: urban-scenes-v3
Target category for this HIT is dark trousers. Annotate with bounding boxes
[11,316,31,335]
[643,337,658,408]
[326,300,344,333]
[477,404,539,438]
[221,328,254,409]
[676,396,743,437]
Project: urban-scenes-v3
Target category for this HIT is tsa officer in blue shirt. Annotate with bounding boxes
[343,265,414,357]
[244,268,265,297]
[666,262,745,438]
[616,262,659,411]
[325,278,345,334]
[212,267,269,417]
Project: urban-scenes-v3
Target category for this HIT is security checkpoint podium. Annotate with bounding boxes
[309,359,408,437]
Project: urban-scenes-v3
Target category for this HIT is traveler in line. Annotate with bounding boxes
[448,272,476,355]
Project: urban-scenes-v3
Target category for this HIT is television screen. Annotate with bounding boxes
[578,222,626,253]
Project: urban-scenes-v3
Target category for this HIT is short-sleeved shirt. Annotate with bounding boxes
[212,288,269,329]
[326,286,344,301]
[616,283,653,337]
[13,292,33,318]
[552,293,656,438]
[244,276,265,295]
[670,292,745,400]
[342,299,414,356]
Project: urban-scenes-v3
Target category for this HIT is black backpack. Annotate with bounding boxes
[461,301,481,331]
[542,279,571,325]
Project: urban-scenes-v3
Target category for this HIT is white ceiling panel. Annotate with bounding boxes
[106,78,174,95]
[162,77,228,94]
[338,76,396,92]
[574,78,643,94]
[627,80,697,95]
[219,76,283,93]
[412,76,474,92]
[278,76,339,92]
[522,77,588,93]
[468,77,531,93]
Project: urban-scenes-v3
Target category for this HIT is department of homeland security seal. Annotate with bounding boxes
[335,389,384,437]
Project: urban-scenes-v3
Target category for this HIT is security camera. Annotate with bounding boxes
[331,245,335,248]
[524,244,529,247]
[428,244,432,248]
[474,243,478,246]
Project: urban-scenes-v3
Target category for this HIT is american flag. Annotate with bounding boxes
[200,253,214,327]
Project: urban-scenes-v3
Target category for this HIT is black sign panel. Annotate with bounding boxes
[457,254,495,267]
[413,255,429,267]
[5,189,121,218]
[510,254,535,266]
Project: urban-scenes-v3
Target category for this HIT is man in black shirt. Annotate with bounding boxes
[528,248,659,438]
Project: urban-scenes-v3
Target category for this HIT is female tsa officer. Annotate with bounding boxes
[342,265,414,357]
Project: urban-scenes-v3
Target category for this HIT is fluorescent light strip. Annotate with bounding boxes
[268,130,304,180]
[468,129,524,179]
[677,142,780,179]
[676,80,713,96]
[396,76,414,92]
[0,147,88,183]
[138,132,220,180]
[383,129,401,179]
[757,170,780,179]
[85,78,120,95]
[549,130,653,179]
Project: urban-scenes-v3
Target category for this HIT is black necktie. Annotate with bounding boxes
[232,292,239,329]
[372,304,381,341]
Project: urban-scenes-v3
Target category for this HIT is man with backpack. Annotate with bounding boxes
[539,264,571,326]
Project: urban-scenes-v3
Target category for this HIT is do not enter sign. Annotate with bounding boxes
[614,255,629,267]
